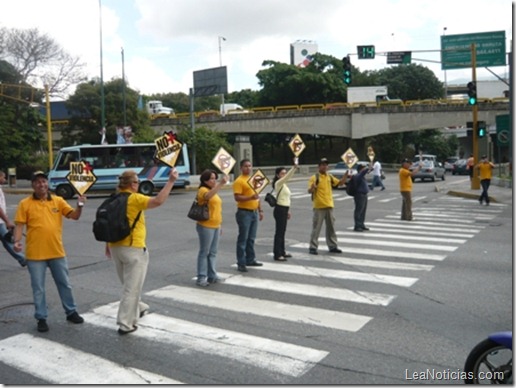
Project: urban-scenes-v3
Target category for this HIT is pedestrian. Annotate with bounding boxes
[271,160,299,261]
[399,158,421,221]
[106,168,178,335]
[307,158,347,255]
[476,155,495,206]
[233,159,264,272]
[466,153,475,181]
[194,169,228,286]
[351,164,372,232]
[0,171,26,267]
[371,159,385,191]
[13,171,86,333]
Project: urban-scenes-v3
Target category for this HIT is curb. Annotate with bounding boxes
[446,190,496,203]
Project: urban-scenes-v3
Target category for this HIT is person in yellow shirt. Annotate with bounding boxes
[13,171,87,333]
[399,158,421,221]
[107,168,178,335]
[194,169,228,286]
[307,158,347,255]
[476,155,495,205]
[233,159,264,272]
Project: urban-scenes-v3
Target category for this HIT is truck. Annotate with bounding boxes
[146,100,175,117]
[220,103,249,116]
[347,86,392,106]
[476,80,509,99]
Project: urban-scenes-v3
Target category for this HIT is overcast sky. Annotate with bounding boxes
[1,0,513,97]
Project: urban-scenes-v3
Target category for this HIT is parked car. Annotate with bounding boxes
[452,159,469,175]
[328,161,373,189]
[444,157,459,172]
[410,160,445,182]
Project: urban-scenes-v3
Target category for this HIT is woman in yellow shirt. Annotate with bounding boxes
[195,169,228,286]
[476,155,495,205]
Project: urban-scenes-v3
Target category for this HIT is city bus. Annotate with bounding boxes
[48,143,190,198]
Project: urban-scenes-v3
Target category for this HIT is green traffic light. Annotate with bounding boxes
[468,97,477,105]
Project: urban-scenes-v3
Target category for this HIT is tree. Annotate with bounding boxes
[0,27,86,98]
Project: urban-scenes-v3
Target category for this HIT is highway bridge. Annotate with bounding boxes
[151,100,510,139]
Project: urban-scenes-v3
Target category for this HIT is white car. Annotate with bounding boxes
[410,160,446,182]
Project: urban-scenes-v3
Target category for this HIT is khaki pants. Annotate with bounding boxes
[309,208,338,250]
[400,191,413,221]
[111,246,150,331]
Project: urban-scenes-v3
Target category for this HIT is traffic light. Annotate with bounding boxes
[342,56,352,85]
[467,81,477,105]
[477,121,487,138]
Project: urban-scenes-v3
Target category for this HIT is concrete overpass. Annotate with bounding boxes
[152,101,509,139]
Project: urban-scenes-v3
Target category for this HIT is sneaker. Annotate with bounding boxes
[237,265,248,272]
[309,248,318,255]
[283,253,292,258]
[329,247,342,253]
[139,309,149,318]
[196,278,209,287]
[354,228,364,232]
[247,260,263,267]
[37,319,49,332]
[66,311,84,324]
[274,256,287,261]
[381,187,385,191]
[208,276,225,284]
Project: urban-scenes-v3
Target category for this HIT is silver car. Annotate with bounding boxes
[410,160,446,182]
[328,161,373,189]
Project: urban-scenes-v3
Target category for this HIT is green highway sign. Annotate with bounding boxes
[387,51,412,64]
[496,114,510,147]
[441,30,506,70]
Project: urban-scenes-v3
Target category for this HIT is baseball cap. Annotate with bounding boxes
[401,158,412,164]
[31,171,48,181]
[319,158,329,165]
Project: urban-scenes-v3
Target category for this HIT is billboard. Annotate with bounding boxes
[290,40,318,67]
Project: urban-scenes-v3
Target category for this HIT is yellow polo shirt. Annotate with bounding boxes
[399,167,413,192]
[15,194,74,260]
[233,174,259,210]
[308,173,339,209]
[477,162,494,180]
[197,186,223,229]
[109,190,150,248]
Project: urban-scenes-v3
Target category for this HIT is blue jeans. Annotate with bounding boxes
[479,179,491,204]
[26,258,77,320]
[235,209,258,266]
[0,223,26,266]
[196,224,220,280]
[371,175,385,190]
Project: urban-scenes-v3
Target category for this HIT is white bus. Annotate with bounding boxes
[48,143,190,198]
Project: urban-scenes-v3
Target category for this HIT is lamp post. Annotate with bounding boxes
[121,47,126,126]
[443,27,448,99]
[218,36,226,113]
[99,0,106,137]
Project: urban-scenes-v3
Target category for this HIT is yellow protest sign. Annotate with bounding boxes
[66,161,97,196]
[341,147,358,168]
[288,134,306,157]
[367,146,375,163]
[247,169,269,195]
[211,147,236,175]
[154,131,182,167]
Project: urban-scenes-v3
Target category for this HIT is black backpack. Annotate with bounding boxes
[345,175,357,196]
[92,192,141,243]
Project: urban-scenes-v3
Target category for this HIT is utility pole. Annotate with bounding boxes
[121,47,127,126]
[218,36,226,114]
[470,43,480,190]
[99,0,106,136]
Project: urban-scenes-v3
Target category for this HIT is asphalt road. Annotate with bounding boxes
[0,173,512,384]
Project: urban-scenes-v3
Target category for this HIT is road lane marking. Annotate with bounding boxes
[0,333,183,384]
[345,226,475,239]
[146,286,372,332]
[336,231,466,244]
[217,272,395,306]
[369,220,483,232]
[245,262,418,287]
[86,304,328,377]
[320,237,457,252]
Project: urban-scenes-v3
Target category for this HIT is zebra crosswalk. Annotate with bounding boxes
[0,195,506,384]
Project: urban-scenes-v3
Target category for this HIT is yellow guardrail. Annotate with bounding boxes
[250,106,275,113]
[324,102,349,109]
[300,104,325,110]
[275,105,300,111]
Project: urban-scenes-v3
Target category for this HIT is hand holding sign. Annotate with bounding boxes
[247,169,269,195]
[367,146,375,163]
[341,147,358,168]
[211,147,236,175]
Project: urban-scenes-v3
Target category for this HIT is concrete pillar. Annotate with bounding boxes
[233,135,253,177]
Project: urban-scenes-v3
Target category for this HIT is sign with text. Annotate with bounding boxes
[441,31,506,70]
[211,147,236,175]
[387,51,412,64]
[66,161,97,196]
[247,169,269,195]
[154,131,182,167]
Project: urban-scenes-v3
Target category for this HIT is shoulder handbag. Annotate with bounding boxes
[264,186,283,207]
[187,197,209,221]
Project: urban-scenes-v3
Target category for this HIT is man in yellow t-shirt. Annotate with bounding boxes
[233,159,263,272]
[307,158,347,255]
[476,155,495,205]
[399,158,421,221]
[13,171,87,333]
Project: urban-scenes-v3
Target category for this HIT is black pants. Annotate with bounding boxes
[273,205,289,259]
[353,193,368,229]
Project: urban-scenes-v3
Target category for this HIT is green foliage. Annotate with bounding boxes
[177,126,232,173]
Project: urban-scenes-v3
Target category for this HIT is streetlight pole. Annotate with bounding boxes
[121,47,127,126]
[218,36,226,113]
[443,27,448,99]
[99,0,106,137]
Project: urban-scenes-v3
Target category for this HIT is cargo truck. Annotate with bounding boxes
[347,86,391,106]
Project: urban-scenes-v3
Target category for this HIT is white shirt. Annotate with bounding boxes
[373,161,382,176]
[0,186,6,225]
